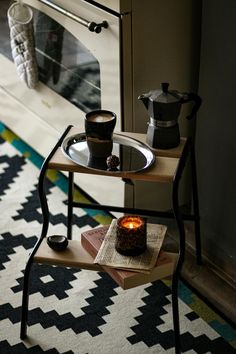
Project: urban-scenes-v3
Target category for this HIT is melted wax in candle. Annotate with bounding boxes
[122,218,142,229]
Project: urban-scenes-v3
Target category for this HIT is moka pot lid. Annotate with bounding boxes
[146,83,182,104]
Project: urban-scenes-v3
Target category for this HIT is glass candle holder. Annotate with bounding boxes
[115,215,147,256]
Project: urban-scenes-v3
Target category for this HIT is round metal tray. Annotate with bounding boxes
[61,133,156,173]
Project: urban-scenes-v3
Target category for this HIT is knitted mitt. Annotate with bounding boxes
[8,2,38,89]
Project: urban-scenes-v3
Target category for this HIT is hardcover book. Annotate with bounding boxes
[81,225,177,290]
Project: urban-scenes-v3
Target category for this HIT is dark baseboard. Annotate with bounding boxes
[181,248,236,327]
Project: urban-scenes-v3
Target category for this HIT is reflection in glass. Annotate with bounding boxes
[34,10,101,113]
[0,0,13,60]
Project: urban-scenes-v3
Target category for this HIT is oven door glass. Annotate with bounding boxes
[0,1,12,61]
[34,10,101,113]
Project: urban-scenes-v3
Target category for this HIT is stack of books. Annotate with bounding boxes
[81,220,177,290]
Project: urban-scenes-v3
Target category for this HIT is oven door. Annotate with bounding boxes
[0,0,124,206]
[1,0,121,145]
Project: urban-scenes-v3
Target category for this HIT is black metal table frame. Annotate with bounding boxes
[20,125,202,354]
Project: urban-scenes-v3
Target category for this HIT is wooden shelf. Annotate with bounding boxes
[48,127,186,183]
[34,238,102,271]
[34,235,177,290]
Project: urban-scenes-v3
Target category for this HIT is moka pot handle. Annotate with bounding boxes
[180,93,202,120]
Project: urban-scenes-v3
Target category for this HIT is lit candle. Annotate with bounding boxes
[115,216,147,256]
[122,219,142,229]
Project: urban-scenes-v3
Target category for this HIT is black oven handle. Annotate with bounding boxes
[39,0,108,33]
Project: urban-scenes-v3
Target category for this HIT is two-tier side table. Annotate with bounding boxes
[20,125,202,354]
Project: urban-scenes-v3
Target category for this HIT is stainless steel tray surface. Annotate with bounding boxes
[61,133,156,173]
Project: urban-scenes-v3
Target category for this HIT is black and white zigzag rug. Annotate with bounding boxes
[0,125,235,353]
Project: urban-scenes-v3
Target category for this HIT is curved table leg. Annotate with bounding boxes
[20,154,49,339]
[20,125,73,339]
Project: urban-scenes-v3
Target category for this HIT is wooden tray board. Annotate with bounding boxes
[34,238,102,271]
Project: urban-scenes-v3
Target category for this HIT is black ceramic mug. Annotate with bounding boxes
[85,110,116,158]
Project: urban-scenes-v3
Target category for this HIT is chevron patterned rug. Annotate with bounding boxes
[0,122,235,354]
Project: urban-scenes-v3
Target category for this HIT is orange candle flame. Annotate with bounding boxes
[121,217,143,230]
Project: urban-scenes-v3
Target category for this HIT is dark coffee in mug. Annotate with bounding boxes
[87,113,113,123]
[85,110,116,141]
[85,110,117,158]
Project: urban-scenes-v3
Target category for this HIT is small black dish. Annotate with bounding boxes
[47,235,68,251]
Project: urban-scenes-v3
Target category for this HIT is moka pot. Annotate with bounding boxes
[138,82,202,149]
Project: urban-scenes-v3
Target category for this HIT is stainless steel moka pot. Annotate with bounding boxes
[138,82,202,149]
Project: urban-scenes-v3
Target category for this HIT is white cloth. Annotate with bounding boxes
[7,2,38,89]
